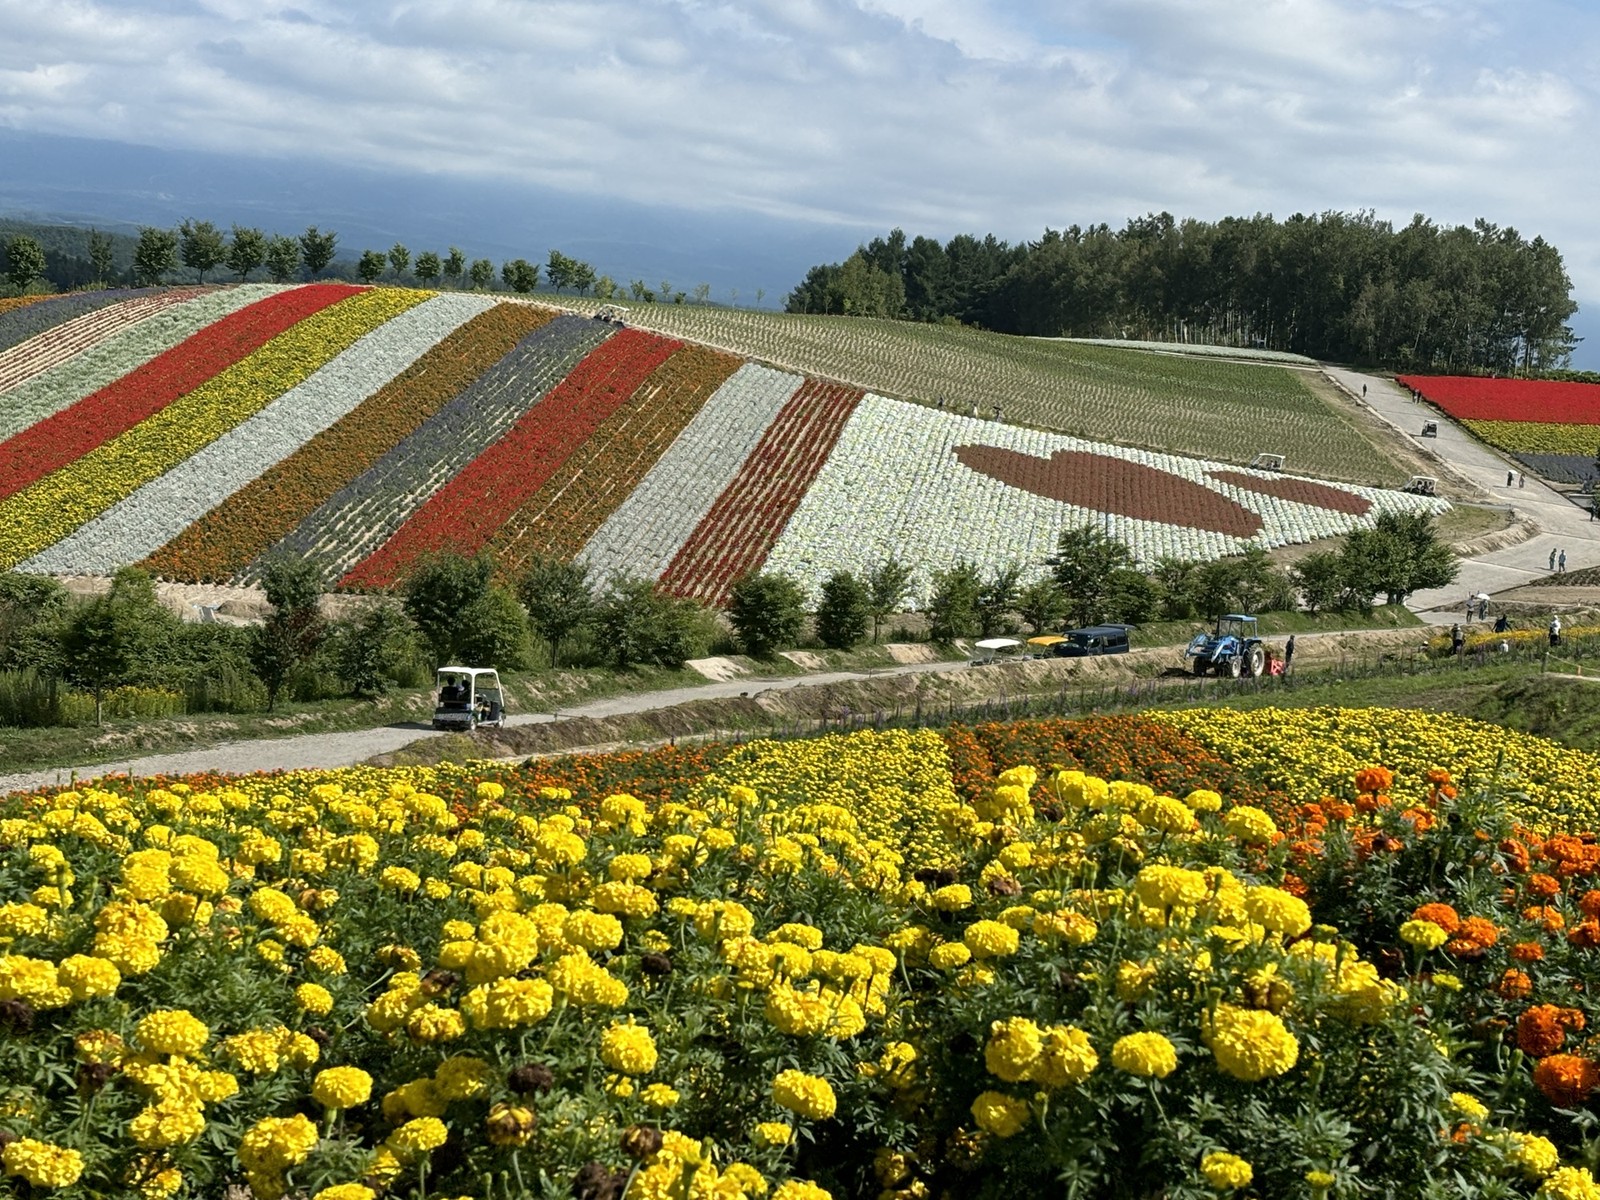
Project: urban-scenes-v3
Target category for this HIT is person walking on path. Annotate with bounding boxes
[1283,634,1296,674]
[1479,596,1490,620]
[1591,495,1599,521]
[1451,623,1465,656]
[1508,471,1515,486]
[1550,615,1562,648]
[1465,597,1475,623]
[1550,549,1559,571]
[1560,549,1568,574]
[1520,473,1526,488]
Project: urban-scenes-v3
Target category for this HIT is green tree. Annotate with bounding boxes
[815,571,870,650]
[388,243,411,280]
[693,282,712,305]
[1291,551,1345,614]
[178,219,226,282]
[571,259,597,295]
[249,555,326,710]
[470,258,495,289]
[0,573,69,675]
[517,556,595,668]
[1016,577,1067,635]
[331,603,416,698]
[594,275,618,300]
[977,564,1022,637]
[1048,526,1135,626]
[132,227,179,286]
[414,250,442,287]
[1150,557,1198,620]
[264,235,300,283]
[501,259,538,294]
[727,572,807,659]
[300,226,338,277]
[357,249,387,284]
[227,225,267,281]
[4,235,47,290]
[546,251,576,292]
[595,575,706,669]
[59,569,176,724]
[1105,568,1161,623]
[1346,512,1458,606]
[444,246,467,284]
[401,554,502,667]
[866,557,913,643]
[88,228,116,286]
[928,560,983,642]
[1192,559,1242,619]
[456,587,530,668]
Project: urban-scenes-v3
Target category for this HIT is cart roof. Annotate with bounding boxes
[438,666,501,678]
[1027,635,1066,646]
[974,637,1023,651]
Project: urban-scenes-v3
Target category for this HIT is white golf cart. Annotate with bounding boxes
[971,637,1024,666]
[431,667,507,731]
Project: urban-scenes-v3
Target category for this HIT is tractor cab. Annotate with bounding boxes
[1248,452,1286,471]
[431,667,507,731]
[1402,475,1439,497]
[1185,614,1267,678]
[593,304,629,326]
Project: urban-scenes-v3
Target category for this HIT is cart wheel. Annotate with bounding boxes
[1227,655,1243,678]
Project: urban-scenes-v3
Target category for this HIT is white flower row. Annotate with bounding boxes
[0,286,284,441]
[23,294,496,575]
[762,393,1448,603]
[0,291,191,392]
[579,362,804,583]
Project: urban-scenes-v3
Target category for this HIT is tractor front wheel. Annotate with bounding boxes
[1245,645,1266,677]
[1226,655,1243,678]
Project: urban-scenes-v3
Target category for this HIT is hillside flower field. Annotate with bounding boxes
[0,285,1445,600]
[5,710,1600,1198]
[1401,374,1600,485]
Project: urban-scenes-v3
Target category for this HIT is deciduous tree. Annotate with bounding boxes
[264,235,300,283]
[299,226,338,277]
[132,227,179,286]
[227,225,266,281]
[728,572,806,659]
[815,570,870,650]
[414,250,442,287]
[87,229,116,285]
[178,219,226,282]
[517,556,595,668]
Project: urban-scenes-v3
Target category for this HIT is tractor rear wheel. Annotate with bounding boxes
[1245,645,1266,677]
[1226,655,1243,678]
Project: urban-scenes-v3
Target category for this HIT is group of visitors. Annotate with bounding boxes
[1549,548,1568,573]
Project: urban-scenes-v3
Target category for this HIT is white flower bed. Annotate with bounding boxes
[22,294,495,575]
[578,363,803,582]
[762,393,1448,603]
[0,287,282,441]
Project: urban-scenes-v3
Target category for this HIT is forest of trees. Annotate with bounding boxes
[787,210,1580,373]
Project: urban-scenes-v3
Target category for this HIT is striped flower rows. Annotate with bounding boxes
[341,327,681,588]
[23,294,495,575]
[0,286,284,442]
[0,288,156,356]
[254,314,613,584]
[0,287,207,393]
[0,287,414,570]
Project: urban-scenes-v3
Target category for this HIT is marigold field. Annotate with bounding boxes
[5,711,1600,1199]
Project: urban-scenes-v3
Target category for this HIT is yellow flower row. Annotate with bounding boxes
[1462,418,1600,456]
[0,287,426,568]
[1151,706,1600,830]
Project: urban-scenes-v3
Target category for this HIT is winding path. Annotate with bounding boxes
[1326,367,1600,620]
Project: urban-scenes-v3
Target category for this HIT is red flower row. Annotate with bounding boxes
[1398,374,1600,425]
[659,380,863,605]
[0,284,360,504]
[341,327,681,588]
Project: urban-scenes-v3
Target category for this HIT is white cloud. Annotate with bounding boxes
[1,0,1598,309]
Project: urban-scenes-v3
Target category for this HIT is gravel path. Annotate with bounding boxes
[1328,367,1600,622]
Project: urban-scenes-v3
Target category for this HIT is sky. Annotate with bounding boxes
[2,0,1598,360]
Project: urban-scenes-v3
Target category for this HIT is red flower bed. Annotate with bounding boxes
[1398,375,1600,424]
[341,328,680,588]
[0,284,358,504]
[1207,470,1371,516]
[659,380,863,605]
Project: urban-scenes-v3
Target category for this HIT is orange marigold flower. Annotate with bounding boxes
[1445,916,1499,958]
[1424,768,1452,786]
[1568,920,1600,949]
[1498,969,1533,1000]
[1511,941,1546,963]
[1402,809,1435,834]
[1533,1054,1600,1108]
[1354,766,1395,795]
[1580,890,1600,919]
[1524,906,1565,933]
[1501,839,1531,871]
[1528,874,1563,899]
[1412,904,1461,935]
[1517,1005,1577,1058]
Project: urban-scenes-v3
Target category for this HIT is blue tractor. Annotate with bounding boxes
[1185,614,1267,678]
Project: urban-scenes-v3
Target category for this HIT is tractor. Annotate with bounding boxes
[1185,614,1267,678]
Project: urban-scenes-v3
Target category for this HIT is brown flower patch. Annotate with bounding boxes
[953,446,1264,538]
[1207,470,1371,516]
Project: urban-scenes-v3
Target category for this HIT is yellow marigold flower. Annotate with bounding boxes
[928,942,971,970]
[1138,795,1196,835]
[57,954,121,1001]
[1243,886,1311,937]
[590,882,658,918]
[281,1030,321,1069]
[563,910,624,952]
[1399,920,1450,951]
[963,919,1020,959]
[1034,1025,1098,1088]
[136,1009,210,1057]
[773,1069,837,1120]
[129,1100,206,1148]
[1185,788,1223,812]
[484,1101,537,1148]
[1201,1152,1253,1190]
[754,1122,792,1147]
[0,902,49,937]
[985,1017,1045,1083]
[220,1029,284,1075]
[930,884,973,911]
[306,946,347,975]
[1506,1132,1561,1179]
[1036,910,1098,946]
[387,1116,449,1156]
[406,1003,466,1043]
[295,982,334,1015]
[433,1056,493,1101]
[380,866,421,893]
[1222,806,1277,845]
[600,1021,659,1075]
[969,1090,1030,1138]
[1540,1167,1600,1200]
[771,1182,831,1200]
[1133,865,1208,909]
[1449,1092,1488,1122]
[641,1082,680,1108]
[1204,1005,1299,1081]
[313,1187,377,1200]
[1111,1032,1178,1078]
[2,1139,85,1188]
[312,1067,374,1110]
[238,1113,319,1173]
